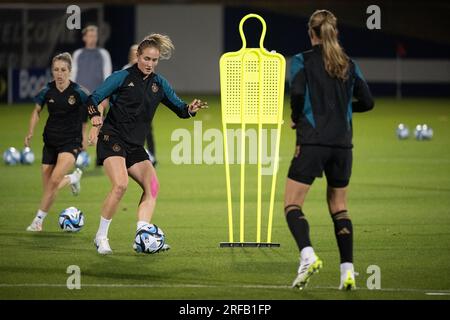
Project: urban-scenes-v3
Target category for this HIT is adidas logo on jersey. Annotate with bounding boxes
[49,99,55,103]
[128,82,134,87]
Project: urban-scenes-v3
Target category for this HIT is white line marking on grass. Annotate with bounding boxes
[1,283,450,295]
[315,286,450,294]
[425,292,450,296]
[0,283,215,288]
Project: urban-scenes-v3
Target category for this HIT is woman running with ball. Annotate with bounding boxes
[86,34,207,254]
[25,52,88,232]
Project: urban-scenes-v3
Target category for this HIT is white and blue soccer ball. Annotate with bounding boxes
[20,147,35,165]
[75,150,91,169]
[3,147,21,165]
[133,224,165,254]
[396,123,410,139]
[421,124,433,140]
[58,207,84,232]
[414,124,433,141]
[414,124,424,140]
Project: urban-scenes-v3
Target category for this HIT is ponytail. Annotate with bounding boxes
[309,10,349,80]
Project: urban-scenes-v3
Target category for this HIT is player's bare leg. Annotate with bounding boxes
[39,153,76,211]
[127,160,157,223]
[101,156,129,220]
[128,160,169,252]
[27,153,75,231]
[94,156,128,254]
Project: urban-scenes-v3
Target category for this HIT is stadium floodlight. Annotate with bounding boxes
[219,13,286,248]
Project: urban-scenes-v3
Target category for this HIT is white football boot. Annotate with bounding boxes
[70,168,83,196]
[292,254,323,290]
[339,263,356,290]
[94,237,113,255]
[26,218,43,232]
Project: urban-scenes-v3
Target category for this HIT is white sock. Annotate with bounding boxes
[340,262,354,274]
[137,220,150,230]
[300,246,315,261]
[67,173,78,184]
[35,209,47,221]
[96,216,112,239]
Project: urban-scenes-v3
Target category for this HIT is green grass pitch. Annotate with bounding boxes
[0,97,449,300]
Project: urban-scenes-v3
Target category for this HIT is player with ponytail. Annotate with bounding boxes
[285,10,374,290]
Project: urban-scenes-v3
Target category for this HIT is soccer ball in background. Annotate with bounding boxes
[420,124,434,140]
[396,123,410,139]
[134,224,165,254]
[414,124,434,141]
[75,150,91,169]
[20,147,35,165]
[58,207,84,232]
[3,147,21,165]
[414,124,423,140]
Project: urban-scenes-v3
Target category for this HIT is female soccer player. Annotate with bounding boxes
[86,34,207,254]
[25,52,87,232]
[121,44,158,166]
[285,10,374,290]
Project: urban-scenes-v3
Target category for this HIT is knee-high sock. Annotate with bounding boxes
[285,205,312,252]
[331,210,353,263]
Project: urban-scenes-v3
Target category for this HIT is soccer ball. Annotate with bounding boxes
[396,123,409,139]
[75,151,90,169]
[414,124,433,141]
[3,147,21,165]
[421,124,433,140]
[414,124,424,140]
[58,207,84,232]
[21,147,35,165]
[133,224,165,254]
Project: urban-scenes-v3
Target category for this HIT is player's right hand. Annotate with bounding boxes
[24,133,32,147]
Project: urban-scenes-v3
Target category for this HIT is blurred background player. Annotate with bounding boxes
[71,25,112,93]
[86,34,208,254]
[122,44,138,69]
[25,53,88,232]
[71,25,112,151]
[285,10,374,290]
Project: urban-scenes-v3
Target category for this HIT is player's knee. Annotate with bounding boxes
[284,204,302,216]
[112,182,128,197]
[48,176,62,189]
[150,175,159,198]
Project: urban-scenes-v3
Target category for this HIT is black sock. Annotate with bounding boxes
[331,210,353,263]
[285,205,312,252]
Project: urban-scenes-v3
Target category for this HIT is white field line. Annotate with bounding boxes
[0,283,450,295]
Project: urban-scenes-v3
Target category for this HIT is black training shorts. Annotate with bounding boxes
[287,145,352,188]
[96,133,149,168]
[42,143,81,165]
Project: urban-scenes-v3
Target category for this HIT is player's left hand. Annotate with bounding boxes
[91,115,103,127]
[188,99,208,113]
[88,126,99,146]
